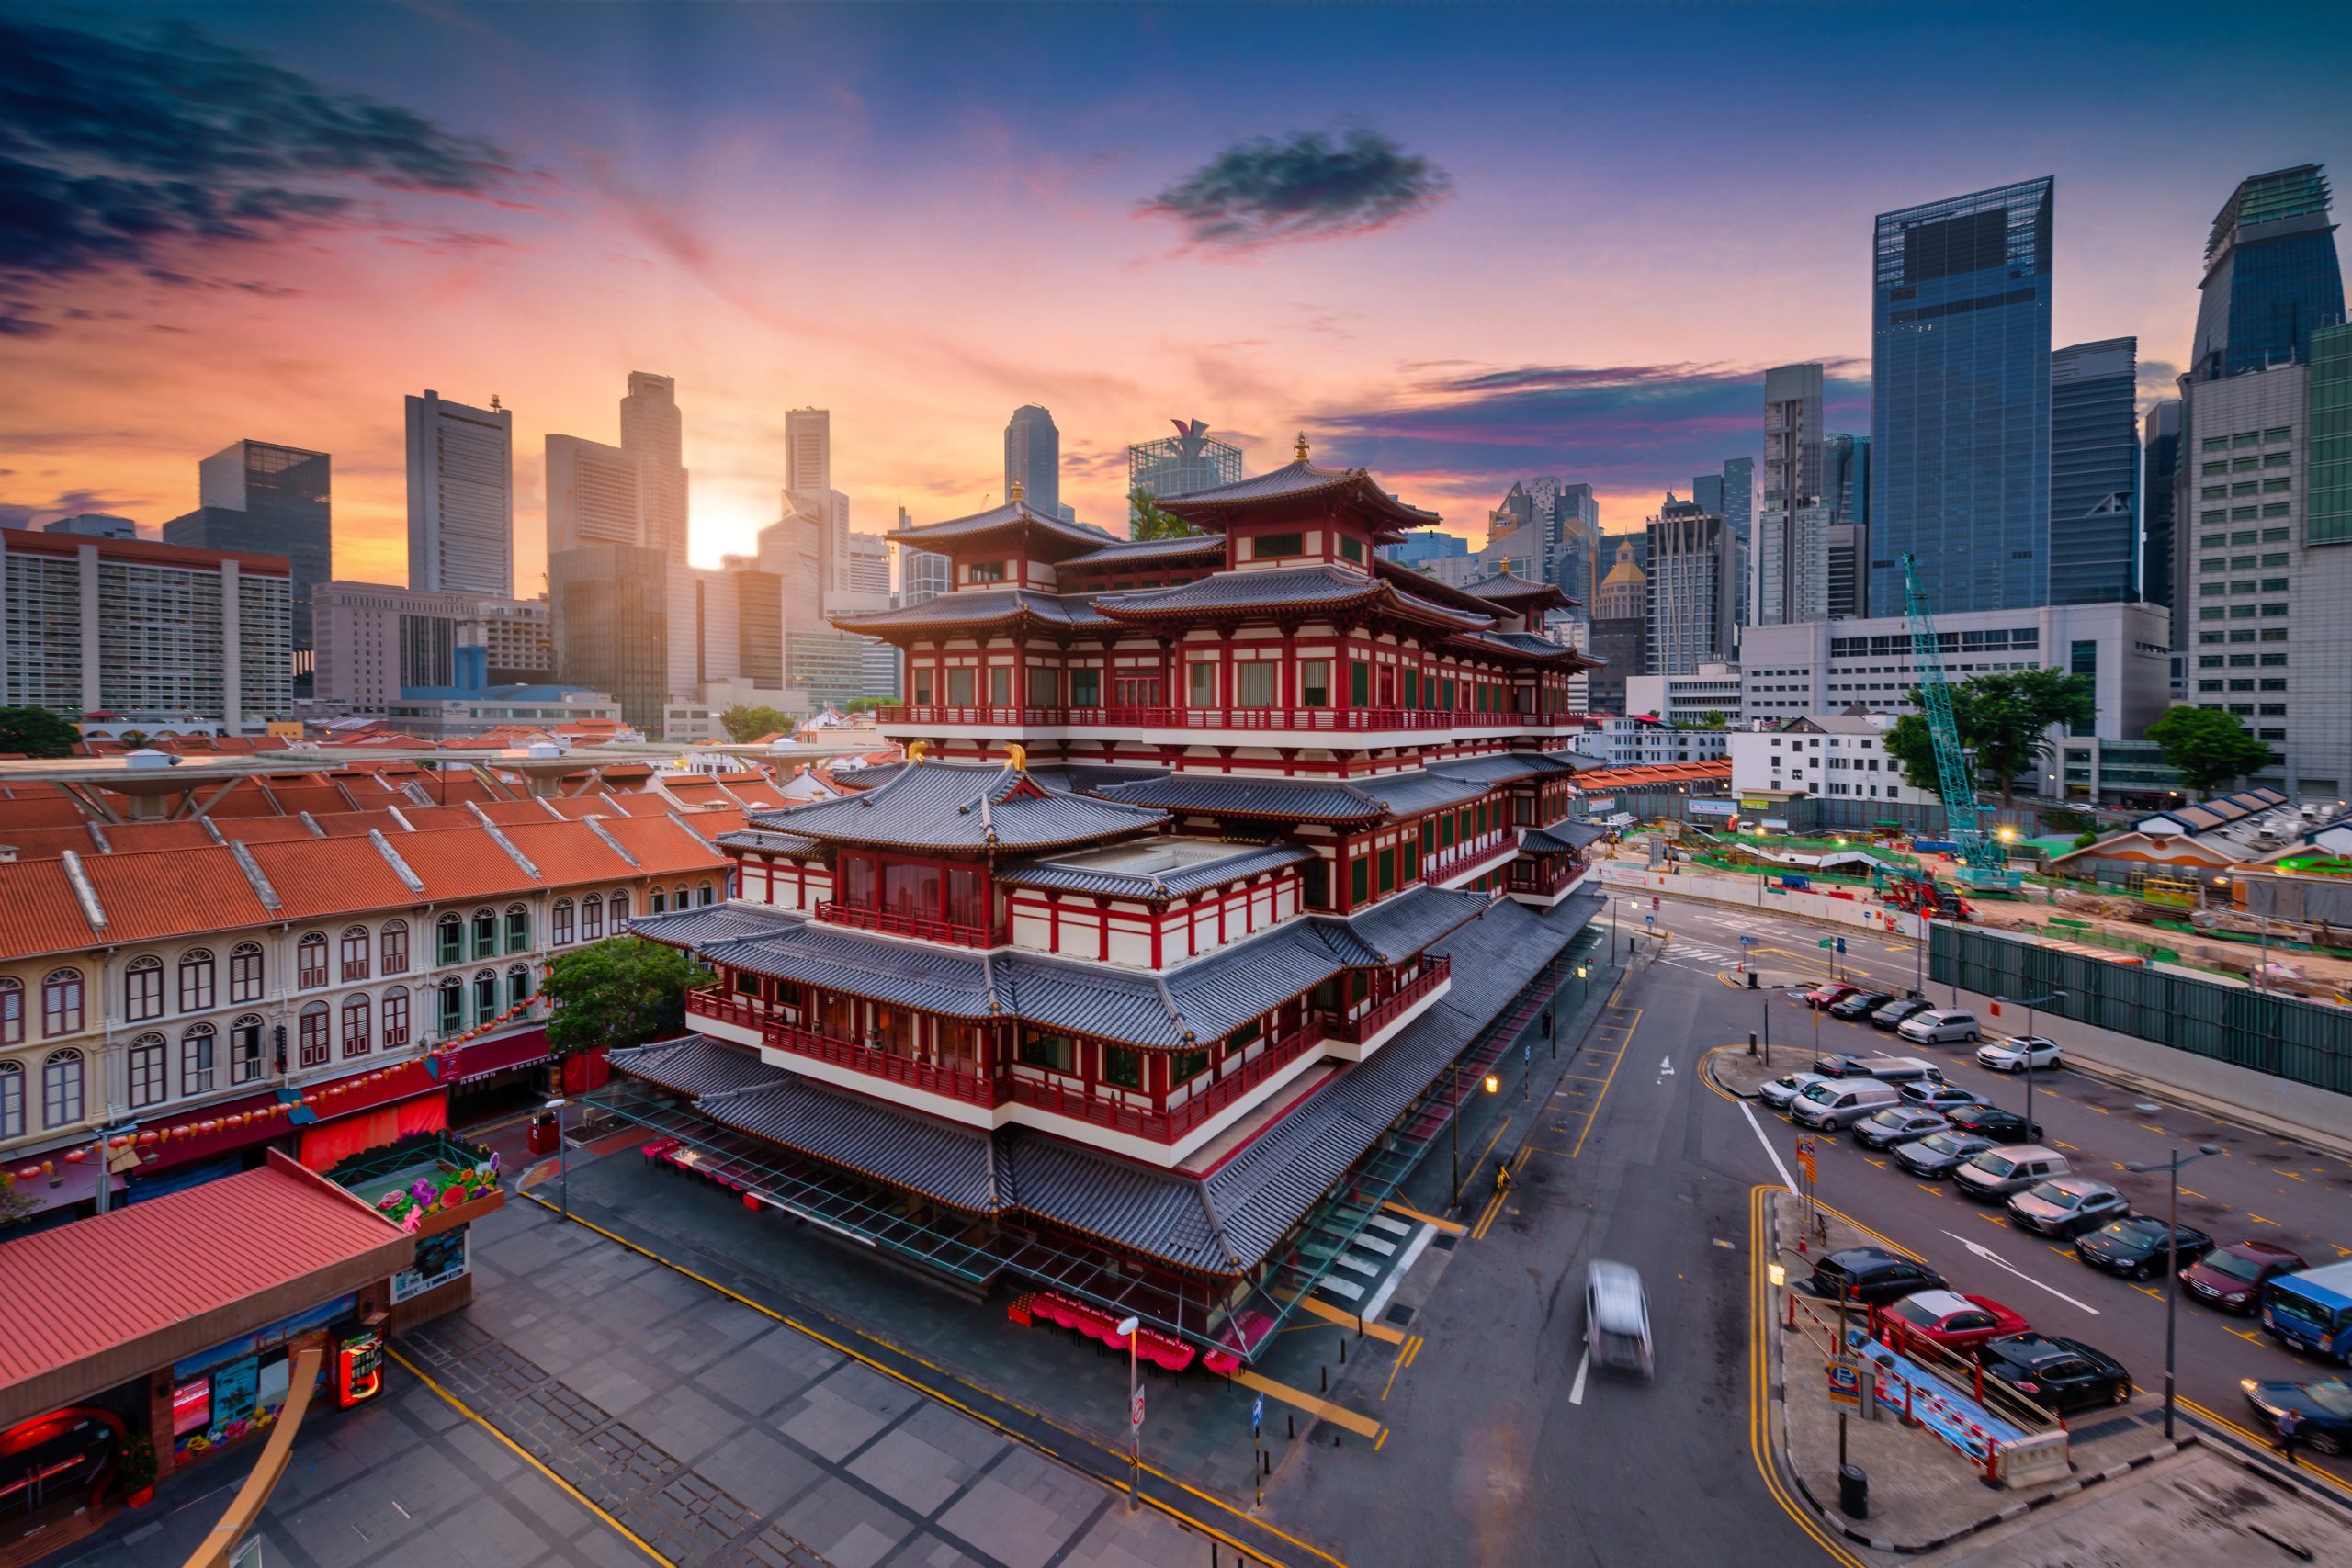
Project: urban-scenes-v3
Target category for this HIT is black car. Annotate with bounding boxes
[1979,1333,2132,1415]
[1810,1054,1882,1079]
[2243,1379,2352,1458]
[1805,1247,1947,1307]
[1945,1104,2044,1143]
[1829,991,1895,1021]
[2074,1216,2217,1280]
[1871,998,1932,1031]
[1892,1130,1995,1179]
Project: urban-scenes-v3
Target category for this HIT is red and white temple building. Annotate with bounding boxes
[613,445,1608,1366]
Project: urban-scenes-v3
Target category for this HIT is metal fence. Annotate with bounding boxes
[1930,924,2352,1095]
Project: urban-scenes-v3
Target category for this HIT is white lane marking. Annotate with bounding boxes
[1657,1055,1676,1083]
[1939,1230,2102,1315]
[1740,1101,1799,1191]
[1568,1347,1590,1406]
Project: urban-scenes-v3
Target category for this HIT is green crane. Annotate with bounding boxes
[1899,554,2019,893]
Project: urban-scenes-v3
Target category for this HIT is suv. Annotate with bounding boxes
[1584,1260,1653,1378]
[1954,1145,2070,1201]
[1790,1078,1903,1131]
[1871,998,1932,1031]
[1978,1333,2132,1414]
[1898,1009,1981,1045]
[2007,1178,2128,1238]
[1805,1247,1946,1307]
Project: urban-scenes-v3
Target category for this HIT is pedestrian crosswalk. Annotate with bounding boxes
[1658,941,1738,972]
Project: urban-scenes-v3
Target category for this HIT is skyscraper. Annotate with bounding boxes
[544,435,642,551]
[786,407,853,596]
[1128,420,1244,528]
[1821,433,1871,619]
[164,438,333,674]
[1645,495,1736,676]
[2190,165,2346,382]
[2049,338,2141,604]
[406,389,513,597]
[786,407,831,495]
[2140,400,2181,611]
[1756,363,1827,627]
[1004,405,1060,518]
[1870,177,2054,615]
[621,372,689,562]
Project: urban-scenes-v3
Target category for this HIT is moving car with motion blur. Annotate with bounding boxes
[2075,1216,2216,1280]
[2241,1379,2352,1456]
[1978,1333,2132,1414]
[1585,1260,1654,1379]
[2184,1241,2308,1314]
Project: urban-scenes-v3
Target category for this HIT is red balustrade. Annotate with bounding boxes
[1507,857,1589,897]
[1010,1019,1325,1141]
[1422,836,1516,884]
[876,703,1575,734]
[688,993,1003,1107]
[1328,956,1452,1044]
[814,900,993,948]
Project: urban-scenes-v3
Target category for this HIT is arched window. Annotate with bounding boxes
[650,887,668,915]
[380,920,410,976]
[298,1002,330,1067]
[382,988,410,1049]
[41,1048,83,1127]
[124,956,164,1022]
[609,889,630,929]
[580,895,605,942]
[551,897,575,945]
[179,949,216,1013]
[436,913,463,966]
[42,968,84,1036]
[472,969,498,1026]
[471,908,498,960]
[436,976,463,1035]
[182,1023,217,1094]
[296,932,328,987]
[507,963,534,1010]
[128,1032,168,1108]
[229,941,264,1002]
[504,903,529,953]
[341,994,371,1058]
[230,1014,264,1084]
[673,884,689,910]
[0,1060,20,1139]
[0,977,19,1046]
[340,925,370,982]
[697,880,716,907]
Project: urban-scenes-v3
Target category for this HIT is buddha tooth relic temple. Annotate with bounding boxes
[611,445,1609,1364]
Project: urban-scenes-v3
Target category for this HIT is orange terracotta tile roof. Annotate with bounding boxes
[661,778,726,804]
[212,817,326,846]
[0,793,96,831]
[473,799,562,827]
[0,824,107,859]
[241,836,429,920]
[392,806,478,832]
[0,859,104,954]
[261,782,355,817]
[76,846,272,947]
[198,779,284,818]
[378,828,545,901]
[304,808,407,837]
[672,807,748,841]
[594,813,734,875]
[97,821,218,854]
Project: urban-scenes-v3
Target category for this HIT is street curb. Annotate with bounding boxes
[1705,1049,1762,1100]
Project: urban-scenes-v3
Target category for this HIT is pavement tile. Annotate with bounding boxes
[933,1473,1071,1568]
[827,1517,913,1568]
[687,1424,829,1515]
[846,1427,967,1517]
[778,1371,902,1460]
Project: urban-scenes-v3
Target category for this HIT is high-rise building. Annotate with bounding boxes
[1004,405,1060,520]
[2140,400,2182,611]
[41,513,138,539]
[550,543,669,737]
[1870,177,2054,615]
[2048,337,2141,605]
[845,532,893,600]
[1822,433,1871,619]
[785,408,853,595]
[1379,530,1469,568]
[1763,363,1825,510]
[1128,420,1244,527]
[621,372,689,562]
[1,529,290,728]
[2190,166,2346,382]
[786,407,831,495]
[164,439,332,670]
[1585,541,1648,712]
[899,506,951,606]
[1756,362,1828,627]
[1645,496,1736,676]
[405,389,513,597]
[545,435,642,551]
[1481,477,1600,607]
[313,581,550,713]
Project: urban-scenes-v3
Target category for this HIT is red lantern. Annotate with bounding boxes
[199,1120,220,1134]
[62,1147,85,1164]
[137,1131,158,1146]
[15,1166,38,1181]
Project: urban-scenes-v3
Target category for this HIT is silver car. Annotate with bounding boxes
[2007,1177,2128,1238]
[1585,1260,1653,1378]
[1760,1071,1829,1111]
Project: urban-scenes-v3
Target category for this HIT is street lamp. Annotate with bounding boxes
[2124,1145,2223,1440]
[1991,991,2064,1137]
[1114,1314,1143,1509]
[545,1097,571,1218]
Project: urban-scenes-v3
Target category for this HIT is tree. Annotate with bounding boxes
[1128,487,1201,541]
[0,706,80,759]
[719,704,796,743]
[2147,705,2272,795]
[1876,669,2093,807]
[542,937,708,1055]
[843,696,887,714]
[0,1170,33,1228]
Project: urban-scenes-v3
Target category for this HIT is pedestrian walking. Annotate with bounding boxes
[2277,1405,2301,1466]
[1494,1162,1512,1199]
[1540,1008,1554,1041]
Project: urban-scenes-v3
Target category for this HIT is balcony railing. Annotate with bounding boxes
[1506,857,1589,897]
[692,994,1003,1108]
[814,900,993,949]
[1421,835,1516,885]
[1010,1019,1325,1142]
[878,704,1576,734]
[1328,957,1452,1045]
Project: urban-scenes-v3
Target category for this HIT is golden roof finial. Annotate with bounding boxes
[1294,431,1310,463]
[1010,479,1026,504]
[1005,742,1027,772]
[906,740,928,764]
[1498,556,1511,577]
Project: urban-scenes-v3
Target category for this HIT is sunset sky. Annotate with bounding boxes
[3,2,2346,589]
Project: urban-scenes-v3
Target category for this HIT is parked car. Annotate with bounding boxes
[1829,990,1896,1021]
[1879,1290,2030,1357]
[1584,1259,1654,1379]
[1790,1078,1904,1131]
[1892,1130,1996,1179]
[1759,1071,1831,1111]
[1850,1056,1946,1088]
[1898,1082,1982,1111]
[1898,1008,1982,1044]
[2185,1241,2310,1314]
[1979,1333,2132,1414]
[2242,1378,2352,1457]
[1976,1035,2063,1073]
[1871,998,1932,1031]
[2076,1216,2217,1280]
[1806,983,1863,1010]
[2007,1178,2130,1238]
[1946,1104,2044,1144]
[1810,1054,1883,1079]
[1954,1145,2071,1201]
[1852,1107,1951,1150]
[1805,1247,1947,1307]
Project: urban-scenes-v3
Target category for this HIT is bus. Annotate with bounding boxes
[2260,1260,2352,1364]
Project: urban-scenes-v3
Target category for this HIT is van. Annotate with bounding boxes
[2259,1259,2352,1362]
[1899,1009,1982,1045]
[1954,1144,2071,1201]
[1854,1055,1945,1088]
[1585,1260,1653,1378]
[1790,1078,1902,1130]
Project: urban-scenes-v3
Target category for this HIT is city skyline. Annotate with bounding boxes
[2,4,2345,592]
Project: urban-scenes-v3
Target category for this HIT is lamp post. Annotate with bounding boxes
[2125,1144,2222,1440]
[1114,1314,1143,1509]
[546,1096,570,1218]
[1991,991,2064,1136]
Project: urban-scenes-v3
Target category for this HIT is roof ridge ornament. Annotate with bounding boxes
[1011,479,1026,504]
[1294,431,1309,462]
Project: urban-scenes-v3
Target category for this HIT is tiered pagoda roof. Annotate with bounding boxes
[1095,564,1493,630]
[1156,445,1441,541]
[1059,534,1227,570]
[832,588,1111,639]
[746,760,1167,852]
[885,492,1114,559]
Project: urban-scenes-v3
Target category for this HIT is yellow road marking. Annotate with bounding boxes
[1381,1200,1465,1235]
[1298,1295,1407,1343]
[1231,1370,1384,1440]
[2178,1188,2207,1200]
[2182,1397,2352,1503]
[1813,1198,1928,1263]
[1571,1006,1638,1158]
[1748,1185,1871,1568]
[2247,1213,2280,1226]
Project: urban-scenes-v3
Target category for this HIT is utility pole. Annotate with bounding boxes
[2125,1145,2222,1441]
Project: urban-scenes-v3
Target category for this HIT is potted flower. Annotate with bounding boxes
[119,1435,157,1508]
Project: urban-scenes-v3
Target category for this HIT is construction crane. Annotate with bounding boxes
[1899,554,2020,894]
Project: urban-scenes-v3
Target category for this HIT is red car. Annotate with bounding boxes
[1878,1290,2030,1356]
[2182,1240,2308,1314]
[1805,983,1862,1010]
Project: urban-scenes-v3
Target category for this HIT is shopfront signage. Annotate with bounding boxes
[390,1226,471,1304]
[1689,800,1738,818]
[1740,798,1772,811]
[1585,795,1616,812]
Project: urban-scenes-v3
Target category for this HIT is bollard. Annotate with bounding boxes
[1287,1413,1295,1440]
[1320,1365,1328,1393]
[1262,1449,1271,1476]
[1339,1336,1347,1365]
[1748,1031,1757,1057]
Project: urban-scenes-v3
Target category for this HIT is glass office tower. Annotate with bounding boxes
[2049,337,2140,604]
[2191,165,2345,382]
[1869,177,2054,615]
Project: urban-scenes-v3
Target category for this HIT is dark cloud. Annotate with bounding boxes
[0,17,520,318]
[1139,130,1450,250]
[0,486,152,531]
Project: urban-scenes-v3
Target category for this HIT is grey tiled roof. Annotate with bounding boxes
[995,840,1314,901]
[1003,1135,1235,1271]
[705,1076,1011,1213]
[1308,885,1492,965]
[702,920,1003,1018]
[1096,565,1493,630]
[607,1034,788,1098]
[831,589,1110,636]
[888,495,1109,553]
[715,827,824,857]
[1455,628,1580,661]
[1354,769,1487,815]
[750,761,1168,851]
[1460,570,1567,603]
[1155,457,1441,531]
[626,901,803,951]
[1023,763,1169,795]
[1521,821,1604,853]
[1091,773,1386,824]
[1058,535,1227,569]
[1419,750,1581,784]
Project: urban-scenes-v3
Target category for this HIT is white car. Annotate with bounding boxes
[1977,1035,2063,1073]
[1759,1071,1829,1111]
[1898,1008,1981,1045]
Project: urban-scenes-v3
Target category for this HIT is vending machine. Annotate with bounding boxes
[333,1325,384,1408]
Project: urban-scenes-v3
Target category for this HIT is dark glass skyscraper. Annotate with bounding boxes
[1869,177,2054,615]
[164,438,333,677]
[2139,400,2181,609]
[1003,404,1060,517]
[2049,337,2140,604]
[2190,165,2345,381]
